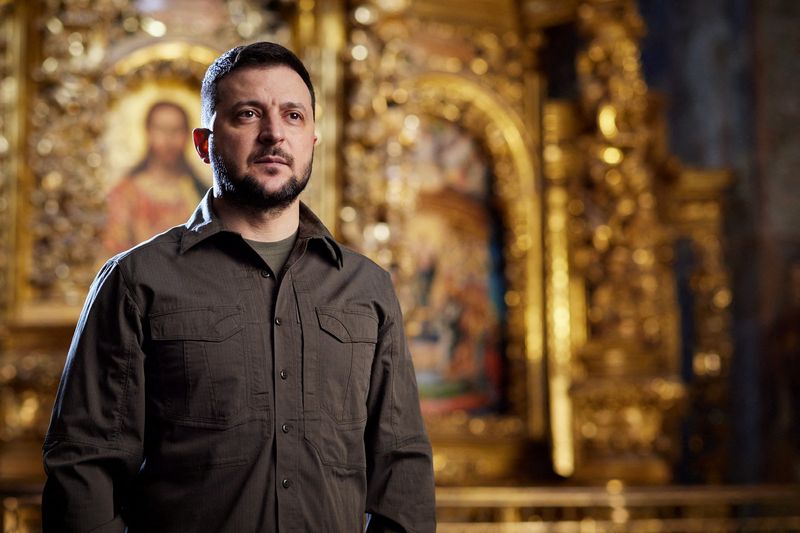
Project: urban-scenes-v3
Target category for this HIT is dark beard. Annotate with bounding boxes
[212,148,313,214]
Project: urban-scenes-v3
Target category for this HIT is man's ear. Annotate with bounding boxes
[193,128,211,164]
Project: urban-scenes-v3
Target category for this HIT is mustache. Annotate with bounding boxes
[251,147,294,165]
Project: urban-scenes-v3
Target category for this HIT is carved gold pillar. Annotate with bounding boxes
[663,168,733,482]
[293,0,346,230]
[564,0,686,483]
[0,0,24,328]
[542,100,583,477]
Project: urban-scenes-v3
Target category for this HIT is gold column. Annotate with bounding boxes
[542,100,584,477]
[565,0,685,483]
[0,0,25,327]
[663,167,733,482]
[294,0,346,230]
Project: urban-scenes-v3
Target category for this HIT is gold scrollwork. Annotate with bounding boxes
[0,347,62,446]
[663,167,732,482]
[342,2,544,484]
[562,0,686,482]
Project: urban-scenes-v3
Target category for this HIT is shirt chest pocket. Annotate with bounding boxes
[148,306,247,428]
[316,307,378,423]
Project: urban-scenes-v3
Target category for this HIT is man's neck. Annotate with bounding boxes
[212,195,300,242]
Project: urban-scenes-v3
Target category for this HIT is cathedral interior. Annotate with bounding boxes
[1,0,799,530]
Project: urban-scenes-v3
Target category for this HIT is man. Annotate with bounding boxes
[42,42,436,532]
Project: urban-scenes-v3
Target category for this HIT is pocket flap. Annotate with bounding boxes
[150,306,243,342]
[316,307,378,343]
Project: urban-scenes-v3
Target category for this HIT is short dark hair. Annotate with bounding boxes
[200,41,315,127]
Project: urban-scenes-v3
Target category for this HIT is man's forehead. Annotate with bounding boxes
[217,65,311,105]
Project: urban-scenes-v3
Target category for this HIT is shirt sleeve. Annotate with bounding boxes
[364,271,436,533]
[42,259,146,533]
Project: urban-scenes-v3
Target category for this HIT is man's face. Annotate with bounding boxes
[193,65,317,211]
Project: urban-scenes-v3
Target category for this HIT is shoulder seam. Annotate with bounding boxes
[113,259,143,318]
[108,261,142,446]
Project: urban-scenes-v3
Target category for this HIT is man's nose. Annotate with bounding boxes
[258,113,285,144]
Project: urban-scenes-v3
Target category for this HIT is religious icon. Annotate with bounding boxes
[103,100,208,255]
[396,118,506,415]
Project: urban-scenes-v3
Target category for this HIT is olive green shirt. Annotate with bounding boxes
[244,232,297,278]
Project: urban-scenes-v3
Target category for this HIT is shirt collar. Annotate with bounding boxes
[180,189,343,268]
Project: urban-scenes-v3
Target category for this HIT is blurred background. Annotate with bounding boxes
[0,0,798,530]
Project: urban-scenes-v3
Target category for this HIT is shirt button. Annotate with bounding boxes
[281,423,290,433]
[282,478,291,489]
[280,369,288,380]
[274,317,281,326]
[260,269,271,278]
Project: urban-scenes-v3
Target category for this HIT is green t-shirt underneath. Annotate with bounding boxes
[244,231,298,276]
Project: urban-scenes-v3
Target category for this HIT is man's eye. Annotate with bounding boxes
[288,112,302,121]
[238,110,256,118]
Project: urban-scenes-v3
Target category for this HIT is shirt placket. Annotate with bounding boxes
[273,269,302,531]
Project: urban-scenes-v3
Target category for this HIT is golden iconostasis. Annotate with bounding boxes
[0,0,731,486]
[4,0,800,530]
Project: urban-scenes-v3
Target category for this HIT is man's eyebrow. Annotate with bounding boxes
[228,100,309,114]
[279,101,309,113]
[230,99,264,109]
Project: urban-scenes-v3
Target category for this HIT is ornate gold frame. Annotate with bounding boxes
[339,2,546,484]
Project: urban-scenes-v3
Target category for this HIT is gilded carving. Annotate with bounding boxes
[564,0,685,482]
[435,485,800,529]
[0,0,20,325]
[342,1,543,483]
[0,348,61,446]
[542,100,582,476]
[574,0,678,367]
[663,168,733,482]
[292,0,346,229]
